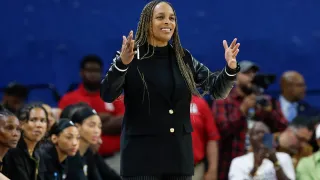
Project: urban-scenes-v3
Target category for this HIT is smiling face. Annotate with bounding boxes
[148,2,176,47]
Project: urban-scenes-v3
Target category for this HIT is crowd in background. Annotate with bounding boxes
[1,54,320,180]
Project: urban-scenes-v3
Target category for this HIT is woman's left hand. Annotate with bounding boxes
[223,38,240,69]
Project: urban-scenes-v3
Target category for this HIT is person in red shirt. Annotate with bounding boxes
[191,95,220,180]
[58,54,125,174]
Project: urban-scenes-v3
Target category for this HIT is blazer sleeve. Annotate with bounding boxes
[100,51,128,102]
[187,50,240,99]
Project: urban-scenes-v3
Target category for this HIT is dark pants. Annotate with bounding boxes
[122,176,192,180]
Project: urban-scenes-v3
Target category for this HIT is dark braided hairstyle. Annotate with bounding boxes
[135,0,200,96]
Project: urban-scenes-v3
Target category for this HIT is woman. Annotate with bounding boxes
[42,103,57,131]
[3,103,48,180]
[41,118,80,180]
[0,105,21,179]
[62,104,102,180]
[100,1,240,179]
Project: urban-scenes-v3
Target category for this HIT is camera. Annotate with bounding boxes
[242,74,277,107]
[252,74,276,92]
[253,74,276,107]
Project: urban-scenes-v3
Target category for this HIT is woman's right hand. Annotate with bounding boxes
[120,30,135,65]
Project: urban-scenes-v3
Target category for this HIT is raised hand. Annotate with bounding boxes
[120,30,135,65]
[223,38,240,69]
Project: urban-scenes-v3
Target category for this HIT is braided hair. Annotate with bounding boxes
[135,0,200,96]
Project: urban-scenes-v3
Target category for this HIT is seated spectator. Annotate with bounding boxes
[229,122,295,180]
[1,83,28,115]
[61,103,121,180]
[279,71,320,152]
[296,124,320,180]
[0,105,21,179]
[41,119,80,180]
[61,103,102,180]
[273,115,315,167]
[3,103,48,180]
[279,71,320,122]
[42,103,57,131]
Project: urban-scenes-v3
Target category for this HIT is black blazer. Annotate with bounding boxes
[2,138,45,180]
[100,44,239,176]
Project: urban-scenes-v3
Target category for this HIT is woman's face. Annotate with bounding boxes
[77,115,102,145]
[21,107,47,142]
[0,115,21,148]
[52,126,79,156]
[42,104,56,131]
[149,2,176,46]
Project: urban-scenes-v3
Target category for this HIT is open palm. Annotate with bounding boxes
[223,38,240,69]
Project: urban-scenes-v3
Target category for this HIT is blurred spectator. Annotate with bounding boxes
[296,123,320,180]
[41,119,79,180]
[58,55,125,173]
[279,71,320,121]
[212,60,288,180]
[273,115,315,167]
[64,104,103,180]
[0,105,21,173]
[42,103,57,131]
[190,95,220,180]
[1,83,28,115]
[229,122,295,180]
[279,70,320,152]
[58,54,104,110]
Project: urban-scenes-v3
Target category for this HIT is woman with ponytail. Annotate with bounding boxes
[41,118,80,180]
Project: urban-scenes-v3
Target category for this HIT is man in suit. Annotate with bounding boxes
[279,71,320,121]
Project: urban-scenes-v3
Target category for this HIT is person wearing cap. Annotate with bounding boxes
[296,123,320,179]
[41,119,80,180]
[212,60,288,180]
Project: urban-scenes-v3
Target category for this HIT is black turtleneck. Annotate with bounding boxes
[148,44,175,100]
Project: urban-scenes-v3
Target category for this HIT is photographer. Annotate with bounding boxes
[213,60,288,180]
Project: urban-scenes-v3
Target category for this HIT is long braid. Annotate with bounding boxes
[135,0,200,96]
